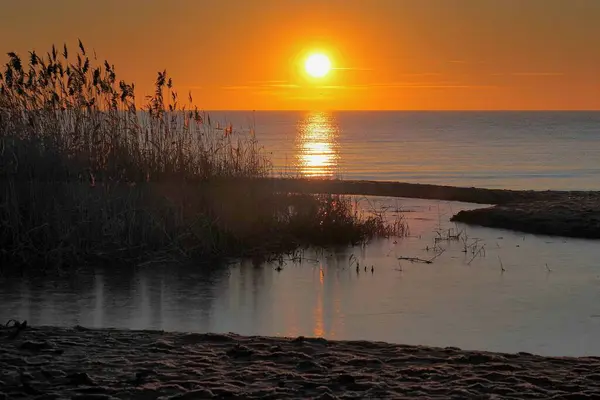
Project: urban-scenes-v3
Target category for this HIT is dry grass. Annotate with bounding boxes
[0,42,405,272]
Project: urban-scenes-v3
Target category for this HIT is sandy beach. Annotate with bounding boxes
[1,325,599,399]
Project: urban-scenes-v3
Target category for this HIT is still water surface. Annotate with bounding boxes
[2,197,600,357]
[210,111,600,190]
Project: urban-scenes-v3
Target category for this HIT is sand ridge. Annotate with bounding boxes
[1,325,600,399]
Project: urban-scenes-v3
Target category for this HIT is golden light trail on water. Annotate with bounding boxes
[295,112,340,178]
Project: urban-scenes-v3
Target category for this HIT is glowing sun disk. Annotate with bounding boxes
[305,54,331,78]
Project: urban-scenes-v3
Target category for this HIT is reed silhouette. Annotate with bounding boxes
[0,42,405,272]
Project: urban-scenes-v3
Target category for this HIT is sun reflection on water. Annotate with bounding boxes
[296,112,340,177]
[313,266,325,337]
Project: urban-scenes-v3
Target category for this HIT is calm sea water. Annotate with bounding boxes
[2,197,600,357]
[210,111,600,190]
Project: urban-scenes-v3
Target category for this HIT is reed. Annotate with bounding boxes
[0,42,404,272]
[0,41,270,182]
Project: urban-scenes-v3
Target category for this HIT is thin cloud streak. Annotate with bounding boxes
[266,83,300,88]
[222,83,300,90]
[248,80,288,84]
[320,82,496,90]
[222,85,254,90]
[512,72,565,76]
[491,72,565,77]
[222,82,496,91]
[333,67,373,71]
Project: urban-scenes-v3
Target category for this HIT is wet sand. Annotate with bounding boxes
[255,178,600,239]
[2,325,600,399]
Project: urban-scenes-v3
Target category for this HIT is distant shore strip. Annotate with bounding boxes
[265,178,600,239]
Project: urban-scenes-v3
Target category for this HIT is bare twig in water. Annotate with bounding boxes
[467,244,486,265]
[398,256,433,264]
[498,255,506,273]
[349,254,358,268]
[428,248,446,263]
[398,248,445,265]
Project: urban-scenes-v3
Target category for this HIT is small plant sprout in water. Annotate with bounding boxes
[434,227,464,244]
[396,260,403,272]
[498,255,506,273]
[349,253,360,274]
[467,243,486,265]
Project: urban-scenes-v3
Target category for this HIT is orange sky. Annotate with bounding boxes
[1,0,599,110]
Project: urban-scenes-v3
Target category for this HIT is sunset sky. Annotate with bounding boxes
[1,0,599,110]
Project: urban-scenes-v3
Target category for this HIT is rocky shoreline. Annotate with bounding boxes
[261,178,600,239]
[2,325,600,399]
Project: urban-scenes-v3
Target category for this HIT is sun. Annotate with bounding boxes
[305,53,332,78]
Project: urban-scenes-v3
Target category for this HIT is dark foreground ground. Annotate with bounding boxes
[1,326,599,399]
[264,178,600,239]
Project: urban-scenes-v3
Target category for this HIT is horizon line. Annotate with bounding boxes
[198,109,600,112]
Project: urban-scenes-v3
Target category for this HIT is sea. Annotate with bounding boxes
[2,111,600,357]
[213,110,600,190]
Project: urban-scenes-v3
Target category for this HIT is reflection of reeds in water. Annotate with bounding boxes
[295,112,340,178]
